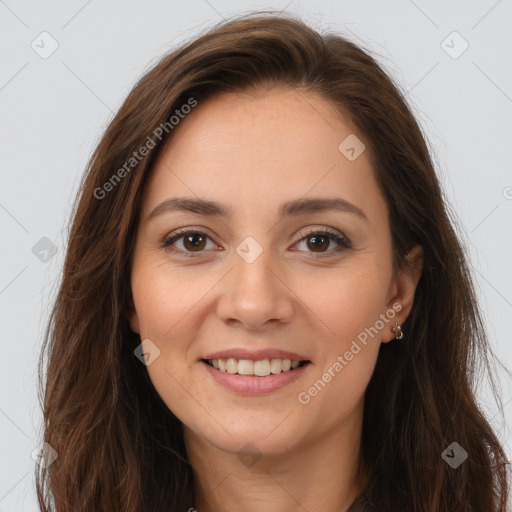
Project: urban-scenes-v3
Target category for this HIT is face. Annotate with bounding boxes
[129,87,421,457]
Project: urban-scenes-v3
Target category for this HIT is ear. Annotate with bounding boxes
[382,245,423,343]
[127,295,140,334]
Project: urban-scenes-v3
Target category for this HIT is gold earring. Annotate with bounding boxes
[392,321,403,340]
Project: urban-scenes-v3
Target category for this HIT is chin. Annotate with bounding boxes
[190,417,305,458]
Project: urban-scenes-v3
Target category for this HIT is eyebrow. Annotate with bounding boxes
[147,196,368,222]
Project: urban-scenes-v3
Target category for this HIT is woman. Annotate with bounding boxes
[35,11,511,512]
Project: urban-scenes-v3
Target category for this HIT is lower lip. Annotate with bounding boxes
[201,361,311,395]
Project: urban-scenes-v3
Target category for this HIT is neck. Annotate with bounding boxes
[184,400,367,512]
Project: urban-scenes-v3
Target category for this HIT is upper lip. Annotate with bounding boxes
[201,348,310,361]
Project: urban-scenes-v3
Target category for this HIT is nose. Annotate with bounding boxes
[216,246,295,331]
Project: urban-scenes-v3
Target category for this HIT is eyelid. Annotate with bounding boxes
[160,227,219,257]
[160,225,352,257]
[295,226,351,247]
[292,227,352,257]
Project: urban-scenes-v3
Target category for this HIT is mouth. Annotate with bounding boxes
[201,358,311,377]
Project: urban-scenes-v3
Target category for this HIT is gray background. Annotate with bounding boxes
[1,0,511,509]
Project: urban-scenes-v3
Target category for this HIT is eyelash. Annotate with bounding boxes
[160,227,352,259]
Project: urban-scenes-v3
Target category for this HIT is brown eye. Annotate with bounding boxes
[306,234,330,252]
[295,228,351,256]
[161,230,216,257]
[162,227,351,259]
[182,233,207,251]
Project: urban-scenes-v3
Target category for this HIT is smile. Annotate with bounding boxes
[200,357,312,395]
[202,357,310,376]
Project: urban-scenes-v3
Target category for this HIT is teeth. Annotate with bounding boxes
[226,357,238,374]
[270,358,282,374]
[208,357,305,376]
[253,359,270,377]
[237,359,254,375]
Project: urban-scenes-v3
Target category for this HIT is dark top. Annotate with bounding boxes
[347,490,408,512]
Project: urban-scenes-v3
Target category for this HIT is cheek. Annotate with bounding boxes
[131,251,390,409]
[131,255,391,372]
[294,276,385,431]
[131,262,216,341]
[130,265,203,418]
[295,264,389,409]
[305,263,391,344]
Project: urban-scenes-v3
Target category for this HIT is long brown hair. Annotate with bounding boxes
[36,11,511,511]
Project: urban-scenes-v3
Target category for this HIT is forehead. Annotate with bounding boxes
[159,87,359,165]
[141,88,385,224]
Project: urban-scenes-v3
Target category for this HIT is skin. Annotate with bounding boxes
[129,87,423,512]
